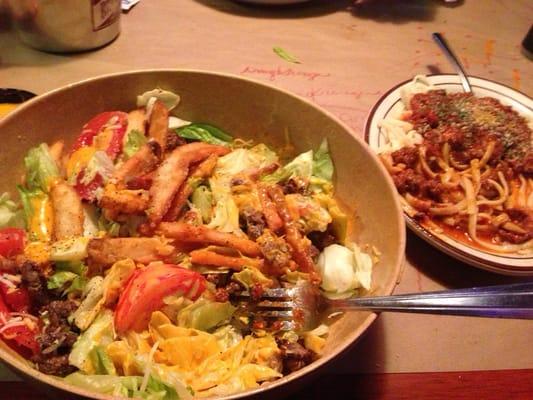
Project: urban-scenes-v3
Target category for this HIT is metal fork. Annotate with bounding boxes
[235,282,533,332]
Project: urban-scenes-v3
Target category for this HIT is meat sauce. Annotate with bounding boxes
[389,90,533,247]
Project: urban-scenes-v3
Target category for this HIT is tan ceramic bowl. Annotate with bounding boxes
[0,70,405,399]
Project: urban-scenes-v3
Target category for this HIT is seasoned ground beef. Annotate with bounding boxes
[214,281,243,303]
[257,231,292,272]
[20,262,52,311]
[33,300,80,377]
[33,354,76,376]
[277,339,313,374]
[240,207,266,240]
[392,169,424,195]
[281,178,307,195]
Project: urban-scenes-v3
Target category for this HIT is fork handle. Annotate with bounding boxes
[328,283,533,319]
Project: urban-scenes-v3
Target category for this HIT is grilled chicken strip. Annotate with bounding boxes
[147,143,230,227]
[87,237,175,274]
[50,182,84,240]
[113,141,161,185]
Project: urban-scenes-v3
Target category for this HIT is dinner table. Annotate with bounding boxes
[0,0,532,399]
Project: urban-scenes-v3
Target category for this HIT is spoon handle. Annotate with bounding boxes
[432,32,472,93]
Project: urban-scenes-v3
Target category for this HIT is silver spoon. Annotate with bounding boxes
[432,32,473,93]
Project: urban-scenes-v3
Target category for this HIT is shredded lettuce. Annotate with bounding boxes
[175,123,233,146]
[89,345,117,375]
[317,243,373,296]
[72,276,105,331]
[312,139,334,181]
[123,129,147,159]
[191,185,213,223]
[0,193,24,228]
[232,267,273,289]
[177,298,235,332]
[69,310,114,372]
[47,261,88,295]
[23,143,59,192]
[262,150,313,184]
[64,373,180,399]
[97,214,121,237]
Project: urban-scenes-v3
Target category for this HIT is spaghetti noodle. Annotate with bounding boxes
[378,76,532,254]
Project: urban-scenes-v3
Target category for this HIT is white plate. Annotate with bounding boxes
[365,74,533,275]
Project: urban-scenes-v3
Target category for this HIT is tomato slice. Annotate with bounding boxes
[114,264,206,333]
[1,324,40,357]
[73,170,104,201]
[0,294,39,357]
[71,111,128,160]
[0,281,30,313]
[0,228,25,258]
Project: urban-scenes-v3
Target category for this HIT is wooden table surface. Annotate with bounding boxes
[0,0,532,398]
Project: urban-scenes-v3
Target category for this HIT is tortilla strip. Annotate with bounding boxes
[190,248,263,271]
[256,183,283,232]
[164,154,219,221]
[50,182,84,240]
[147,143,230,226]
[87,237,175,274]
[157,222,261,257]
[267,185,320,283]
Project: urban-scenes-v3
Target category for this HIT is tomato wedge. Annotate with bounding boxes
[0,281,30,313]
[114,264,206,333]
[0,228,25,258]
[0,295,39,357]
[71,111,128,160]
[73,170,104,202]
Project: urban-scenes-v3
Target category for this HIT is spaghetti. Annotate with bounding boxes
[378,76,532,254]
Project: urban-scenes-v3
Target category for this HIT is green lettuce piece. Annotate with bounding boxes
[175,123,233,146]
[123,129,147,159]
[64,373,180,400]
[64,373,141,396]
[23,143,59,192]
[16,185,45,237]
[273,46,301,64]
[97,214,121,237]
[177,298,235,332]
[47,271,77,290]
[191,185,213,223]
[262,150,313,184]
[0,193,24,228]
[69,310,114,372]
[136,375,180,400]
[89,345,116,375]
[232,267,273,289]
[48,261,88,295]
[312,139,333,181]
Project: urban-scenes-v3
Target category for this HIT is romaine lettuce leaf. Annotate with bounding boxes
[23,143,59,192]
[47,261,88,295]
[262,150,313,184]
[312,139,333,181]
[177,298,235,332]
[89,345,117,375]
[123,129,147,159]
[0,193,24,228]
[175,123,233,146]
[191,185,213,224]
[69,310,114,372]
